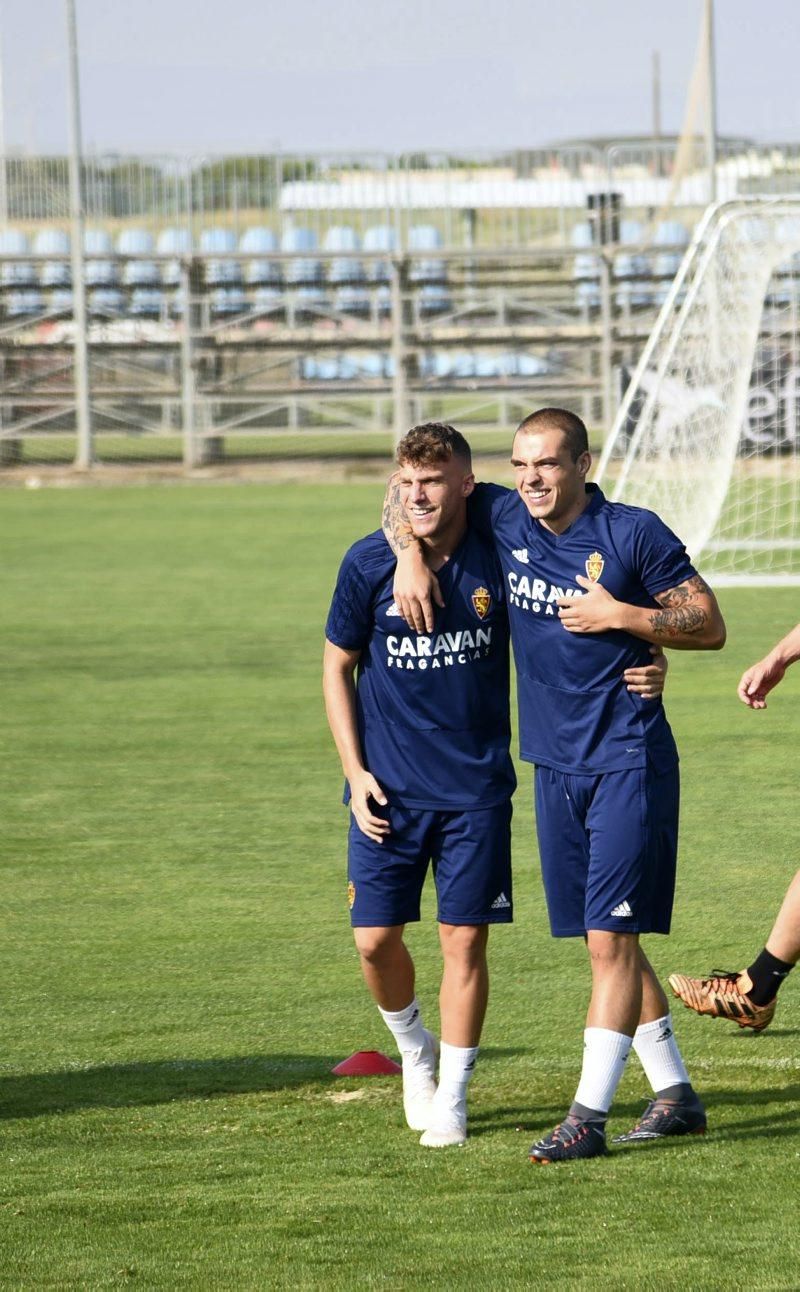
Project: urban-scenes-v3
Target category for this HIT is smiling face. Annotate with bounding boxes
[511,425,592,533]
[397,452,475,550]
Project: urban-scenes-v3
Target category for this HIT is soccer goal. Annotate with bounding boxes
[595,197,800,586]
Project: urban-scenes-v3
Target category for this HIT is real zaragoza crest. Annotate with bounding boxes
[347,881,356,909]
[471,586,491,619]
[585,551,605,582]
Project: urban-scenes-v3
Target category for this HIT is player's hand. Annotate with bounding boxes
[737,655,787,709]
[393,547,444,633]
[557,575,621,634]
[624,645,668,698]
[349,770,391,843]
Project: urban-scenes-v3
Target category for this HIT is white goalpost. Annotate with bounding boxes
[595,197,800,586]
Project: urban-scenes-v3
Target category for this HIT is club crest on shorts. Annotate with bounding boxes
[585,551,605,583]
[347,881,356,909]
[471,586,491,619]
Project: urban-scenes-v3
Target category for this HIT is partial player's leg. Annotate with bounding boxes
[614,948,706,1143]
[420,802,512,1148]
[529,764,704,1162]
[670,867,800,1031]
[529,768,617,1163]
[613,763,706,1143]
[348,806,439,1131]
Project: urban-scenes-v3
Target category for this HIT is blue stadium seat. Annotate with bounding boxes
[373,284,392,317]
[0,230,37,287]
[334,286,370,317]
[209,287,249,318]
[88,288,125,316]
[118,229,159,287]
[356,351,386,379]
[281,227,323,287]
[5,289,45,318]
[252,286,283,315]
[363,225,396,283]
[200,228,243,287]
[34,229,71,287]
[313,356,341,381]
[614,219,652,308]
[570,221,599,290]
[418,284,452,316]
[515,353,553,377]
[653,220,690,304]
[129,288,166,319]
[157,227,192,287]
[240,227,282,287]
[292,286,327,321]
[324,226,365,284]
[84,229,120,288]
[47,289,73,317]
[408,225,446,285]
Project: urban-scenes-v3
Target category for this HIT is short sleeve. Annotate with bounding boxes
[325,549,374,650]
[468,482,514,539]
[632,511,698,598]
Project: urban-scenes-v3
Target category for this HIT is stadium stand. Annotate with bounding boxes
[0,230,36,286]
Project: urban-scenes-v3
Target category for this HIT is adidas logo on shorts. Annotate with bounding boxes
[610,900,633,918]
[491,891,511,910]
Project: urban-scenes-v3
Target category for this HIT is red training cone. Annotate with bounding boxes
[332,1050,402,1076]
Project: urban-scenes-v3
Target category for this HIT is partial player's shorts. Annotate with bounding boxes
[347,800,513,928]
[534,763,679,938]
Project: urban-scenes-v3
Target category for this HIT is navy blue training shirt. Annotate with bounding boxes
[468,483,698,775]
[325,527,516,810]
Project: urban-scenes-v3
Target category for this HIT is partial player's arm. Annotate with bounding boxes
[558,573,726,650]
[382,470,443,632]
[322,640,390,842]
[737,622,800,709]
[624,645,668,697]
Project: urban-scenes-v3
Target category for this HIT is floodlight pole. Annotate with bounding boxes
[705,0,718,204]
[66,0,93,468]
[0,12,8,225]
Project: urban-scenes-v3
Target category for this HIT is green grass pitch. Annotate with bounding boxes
[1,480,799,1289]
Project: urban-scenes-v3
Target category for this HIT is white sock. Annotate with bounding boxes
[573,1027,633,1115]
[633,1014,690,1093]
[378,998,428,1057]
[432,1042,478,1108]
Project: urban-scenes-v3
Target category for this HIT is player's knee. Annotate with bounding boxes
[353,926,402,965]
[586,928,639,969]
[439,922,488,967]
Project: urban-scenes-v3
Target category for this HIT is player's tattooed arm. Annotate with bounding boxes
[381,472,444,633]
[558,572,725,650]
[382,471,416,553]
[648,575,726,646]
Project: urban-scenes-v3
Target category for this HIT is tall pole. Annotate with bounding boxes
[652,50,662,178]
[0,10,8,225]
[704,0,718,204]
[66,0,93,467]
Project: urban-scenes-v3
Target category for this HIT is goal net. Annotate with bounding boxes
[595,198,800,586]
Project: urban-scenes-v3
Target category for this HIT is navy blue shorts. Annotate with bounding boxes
[347,800,513,928]
[534,763,679,937]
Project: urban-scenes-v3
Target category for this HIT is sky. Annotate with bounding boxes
[0,0,797,157]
